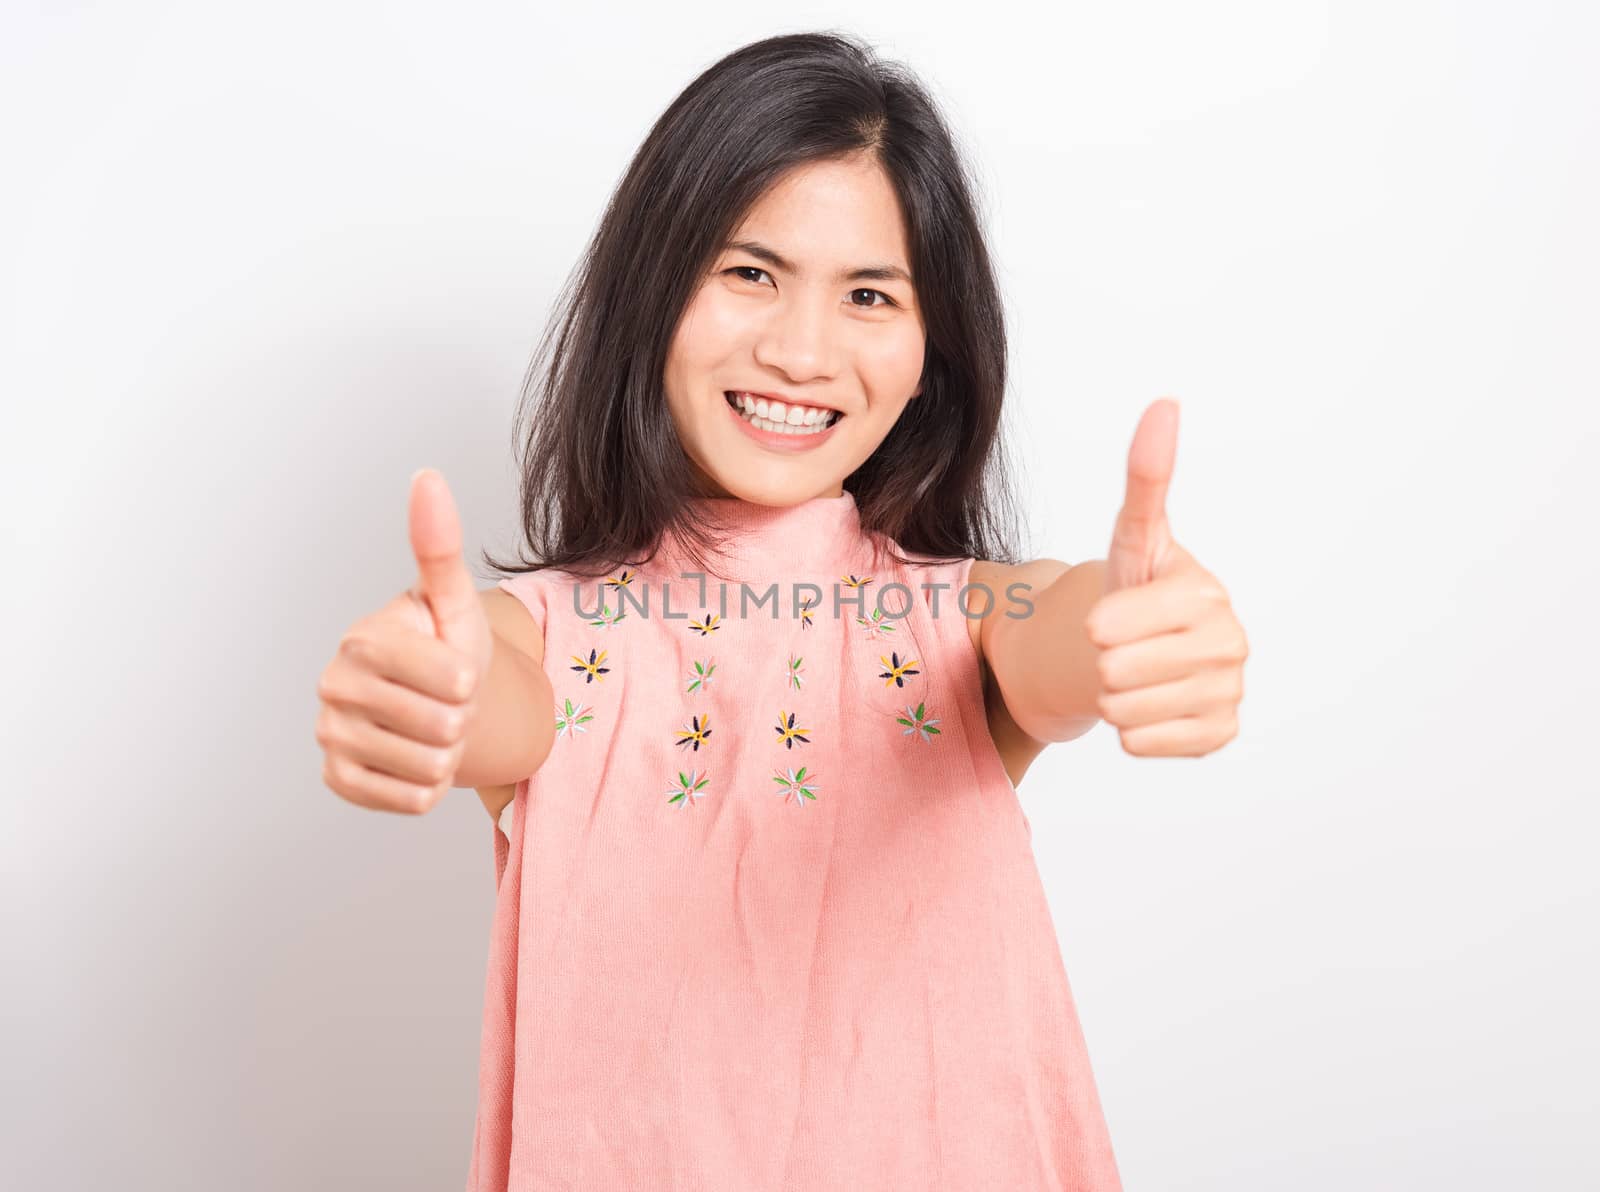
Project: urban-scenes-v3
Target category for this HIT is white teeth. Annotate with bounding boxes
[726,391,840,435]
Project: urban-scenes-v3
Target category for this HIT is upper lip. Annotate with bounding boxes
[726,389,843,415]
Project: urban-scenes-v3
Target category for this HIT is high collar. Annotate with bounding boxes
[651,488,873,582]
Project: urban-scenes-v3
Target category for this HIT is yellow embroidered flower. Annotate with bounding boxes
[569,647,611,684]
[877,651,921,688]
[773,710,811,749]
[675,713,713,752]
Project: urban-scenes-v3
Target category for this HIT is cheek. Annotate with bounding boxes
[675,289,747,366]
[862,327,926,392]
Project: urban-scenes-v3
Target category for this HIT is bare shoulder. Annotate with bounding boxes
[964,557,1074,656]
[481,585,544,667]
[965,557,1076,789]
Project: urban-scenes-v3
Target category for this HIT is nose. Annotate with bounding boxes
[751,293,838,383]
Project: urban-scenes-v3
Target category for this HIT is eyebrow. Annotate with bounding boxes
[723,239,914,287]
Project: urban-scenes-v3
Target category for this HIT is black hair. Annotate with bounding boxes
[484,29,1025,582]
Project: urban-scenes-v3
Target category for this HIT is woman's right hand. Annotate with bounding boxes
[316,468,496,815]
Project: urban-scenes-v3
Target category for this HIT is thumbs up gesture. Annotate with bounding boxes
[1083,400,1249,757]
[315,469,496,813]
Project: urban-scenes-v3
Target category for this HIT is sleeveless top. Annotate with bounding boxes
[466,490,1122,1191]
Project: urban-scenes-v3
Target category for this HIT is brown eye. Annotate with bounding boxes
[849,288,896,309]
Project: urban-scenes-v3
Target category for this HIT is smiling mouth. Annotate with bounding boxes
[724,391,843,436]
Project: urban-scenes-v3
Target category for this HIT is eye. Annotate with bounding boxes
[724,266,899,310]
[848,288,897,310]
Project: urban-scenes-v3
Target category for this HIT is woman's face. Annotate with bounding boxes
[663,154,926,504]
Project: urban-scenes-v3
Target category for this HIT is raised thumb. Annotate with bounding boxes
[407,468,480,647]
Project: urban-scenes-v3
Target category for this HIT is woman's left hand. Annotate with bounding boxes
[1083,399,1249,757]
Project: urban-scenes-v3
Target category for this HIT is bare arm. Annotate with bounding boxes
[977,557,1108,746]
[460,587,555,821]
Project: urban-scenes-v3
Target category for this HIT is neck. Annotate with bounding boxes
[654,487,872,581]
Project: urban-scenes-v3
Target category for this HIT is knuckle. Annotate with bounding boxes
[425,749,455,785]
[437,706,467,741]
[340,633,377,668]
[314,709,339,751]
[1225,631,1248,663]
[1096,654,1118,691]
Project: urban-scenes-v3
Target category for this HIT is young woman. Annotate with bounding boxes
[315,31,1247,1191]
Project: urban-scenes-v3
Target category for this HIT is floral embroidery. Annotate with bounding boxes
[587,601,627,630]
[772,765,820,807]
[895,701,942,741]
[667,769,710,807]
[675,712,712,751]
[841,574,873,589]
[554,698,594,738]
[774,710,811,749]
[688,611,721,636]
[686,658,716,694]
[798,596,815,630]
[877,651,921,688]
[785,654,804,690]
[603,569,636,590]
[569,647,611,684]
[855,608,897,640]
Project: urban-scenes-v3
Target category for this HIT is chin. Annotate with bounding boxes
[694,462,836,507]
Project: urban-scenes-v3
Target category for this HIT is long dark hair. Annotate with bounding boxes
[483,30,1025,582]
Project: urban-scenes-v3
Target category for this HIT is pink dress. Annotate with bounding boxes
[467,490,1122,1190]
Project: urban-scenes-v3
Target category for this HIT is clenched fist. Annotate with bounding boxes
[1085,400,1249,757]
[315,468,496,814]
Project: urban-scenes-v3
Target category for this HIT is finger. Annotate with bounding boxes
[1096,623,1232,692]
[322,753,442,815]
[1105,399,1179,589]
[408,468,481,648]
[1116,713,1236,758]
[318,667,471,748]
[338,623,477,704]
[1097,668,1240,729]
[319,708,459,789]
[1117,398,1178,531]
[1085,562,1223,647]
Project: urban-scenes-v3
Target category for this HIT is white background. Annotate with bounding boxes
[4,2,1596,1188]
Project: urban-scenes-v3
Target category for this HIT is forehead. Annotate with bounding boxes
[727,158,914,281]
